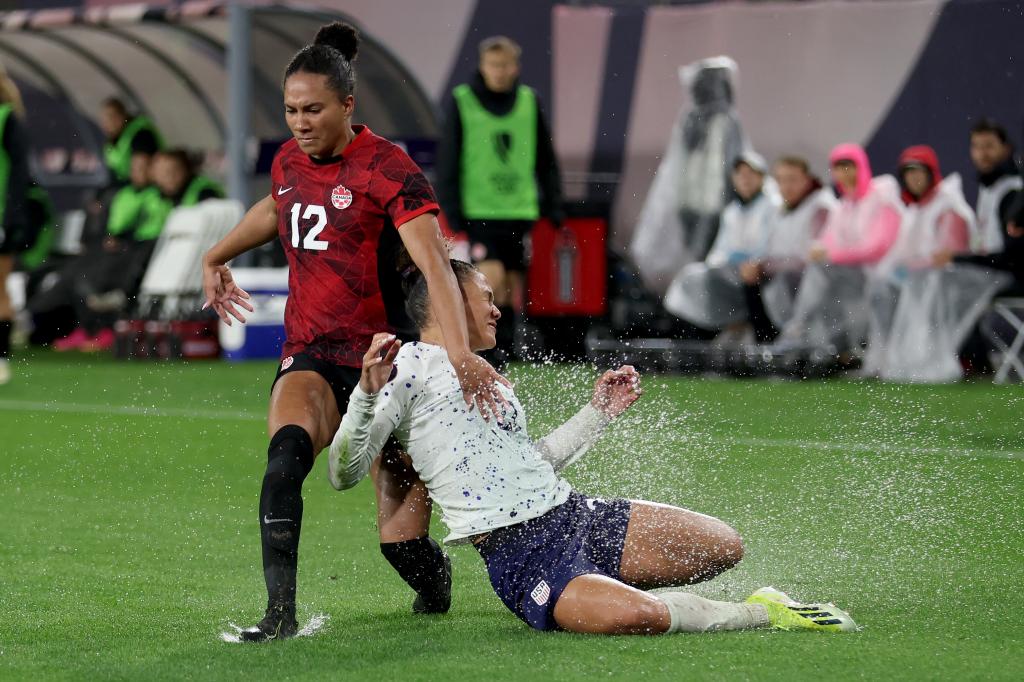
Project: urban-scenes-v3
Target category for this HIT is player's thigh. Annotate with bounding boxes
[370,444,432,542]
[618,501,744,589]
[553,573,669,635]
[475,259,508,305]
[267,370,340,452]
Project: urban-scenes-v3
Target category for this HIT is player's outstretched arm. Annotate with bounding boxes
[397,213,511,419]
[328,333,405,490]
[201,194,278,325]
[534,366,642,472]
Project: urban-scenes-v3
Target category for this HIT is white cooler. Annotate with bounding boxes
[218,267,288,361]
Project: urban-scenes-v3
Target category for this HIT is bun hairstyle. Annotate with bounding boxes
[396,247,479,329]
[284,21,360,99]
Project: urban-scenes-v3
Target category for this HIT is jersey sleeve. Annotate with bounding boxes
[377,145,440,228]
[327,369,418,490]
[269,144,288,205]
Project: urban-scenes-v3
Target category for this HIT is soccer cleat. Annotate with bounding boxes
[412,551,452,615]
[239,604,298,642]
[746,586,858,633]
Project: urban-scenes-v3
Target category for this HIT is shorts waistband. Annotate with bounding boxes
[471,522,523,559]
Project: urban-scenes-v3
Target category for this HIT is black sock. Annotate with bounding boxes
[259,425,315,611]
[0,320,11,358]
[380,537,449,605]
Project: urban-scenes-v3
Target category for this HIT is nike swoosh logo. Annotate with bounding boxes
[263,515,293,524]
[277,186,294,196]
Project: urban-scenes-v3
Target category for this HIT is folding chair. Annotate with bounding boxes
[137,199,244,319]
[981,297,1024,383]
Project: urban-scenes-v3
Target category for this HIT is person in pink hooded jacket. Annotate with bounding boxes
[774,143,902,364]
[809,143,902,266]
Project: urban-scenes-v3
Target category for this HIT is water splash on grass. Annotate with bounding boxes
[219,612,330,643]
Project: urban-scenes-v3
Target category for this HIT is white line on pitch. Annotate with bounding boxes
[0,399,262,422]
[1,399,1020,461]
[728,437,1024,461]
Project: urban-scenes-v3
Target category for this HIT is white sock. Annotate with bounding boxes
[655,592,769,633]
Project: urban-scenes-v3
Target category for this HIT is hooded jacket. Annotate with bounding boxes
[818,143,902,266]
[876,145,972,278]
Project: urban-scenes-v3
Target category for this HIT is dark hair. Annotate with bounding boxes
[155,147,198,174]
[400,257,480,329]
[970,118,1010,145]
[101,97,129,116]
[284,22,360,99]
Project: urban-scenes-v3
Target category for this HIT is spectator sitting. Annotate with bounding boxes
[664,151,779,345]
[863,145,997,382]
[738,156,837,343]
[967,119,1022,255]
[37,149,223,351]
[774,143,902,356]
[99,97,163,186]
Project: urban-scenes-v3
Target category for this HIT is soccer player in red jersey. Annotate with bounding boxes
[202,22,508,641]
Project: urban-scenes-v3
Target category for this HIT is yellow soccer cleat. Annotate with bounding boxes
[746,586,858,633]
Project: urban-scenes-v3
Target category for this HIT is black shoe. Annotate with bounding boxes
[240,604,298,642]
[412,552,452,614]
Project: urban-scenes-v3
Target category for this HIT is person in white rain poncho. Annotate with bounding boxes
[664,151,779,339]
[328,259,856,635]
[968,119,1022,255]
[863,145,1008,382]
[775,143,902,355]
[630,57,746,293]
[738,156,837,343]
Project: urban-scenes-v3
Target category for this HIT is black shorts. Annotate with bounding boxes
[271,351,361,415]
[464,219,533,272]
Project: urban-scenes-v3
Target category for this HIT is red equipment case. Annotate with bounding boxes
[527,217,607,317]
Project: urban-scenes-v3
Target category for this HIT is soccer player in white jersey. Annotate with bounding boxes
[328,259,857,635]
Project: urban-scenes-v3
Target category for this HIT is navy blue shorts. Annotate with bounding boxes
[475,491,633,631]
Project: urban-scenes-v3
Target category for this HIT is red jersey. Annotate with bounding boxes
[271,125,439,366]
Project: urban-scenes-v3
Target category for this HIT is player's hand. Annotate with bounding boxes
[591,365,642,419]
[739,260,762,285]
[202,262,253,326]
[932,249,954,268]
[808,245,828,263]
[449,350,512,422]
[360,333,401,394]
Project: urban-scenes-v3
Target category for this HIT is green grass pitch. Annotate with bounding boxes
[1,352,1022,680]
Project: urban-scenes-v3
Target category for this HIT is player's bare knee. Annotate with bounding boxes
[718,526,744,566]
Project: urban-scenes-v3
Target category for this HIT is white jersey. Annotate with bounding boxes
[974,174,1023,253]
[763,187,837,264]
[328,342,610,544]
[704,192,780,268]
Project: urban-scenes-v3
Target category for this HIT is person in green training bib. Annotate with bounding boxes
[38,149,223,352]
[0,64,31,385]
[436,36,564,367]
[99,97,163,186]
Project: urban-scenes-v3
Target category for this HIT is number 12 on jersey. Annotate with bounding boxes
[289,203,329,251]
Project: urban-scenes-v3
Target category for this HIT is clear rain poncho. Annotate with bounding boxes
[778,144,902,351]
[663,187,779,329]
[863,155,1009,382]
[630,57,746,295]
[758,186,838,330]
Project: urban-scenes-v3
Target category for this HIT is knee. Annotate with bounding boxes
[709,524,744,572]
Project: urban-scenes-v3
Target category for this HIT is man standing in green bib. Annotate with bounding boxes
[437,35,563,366]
